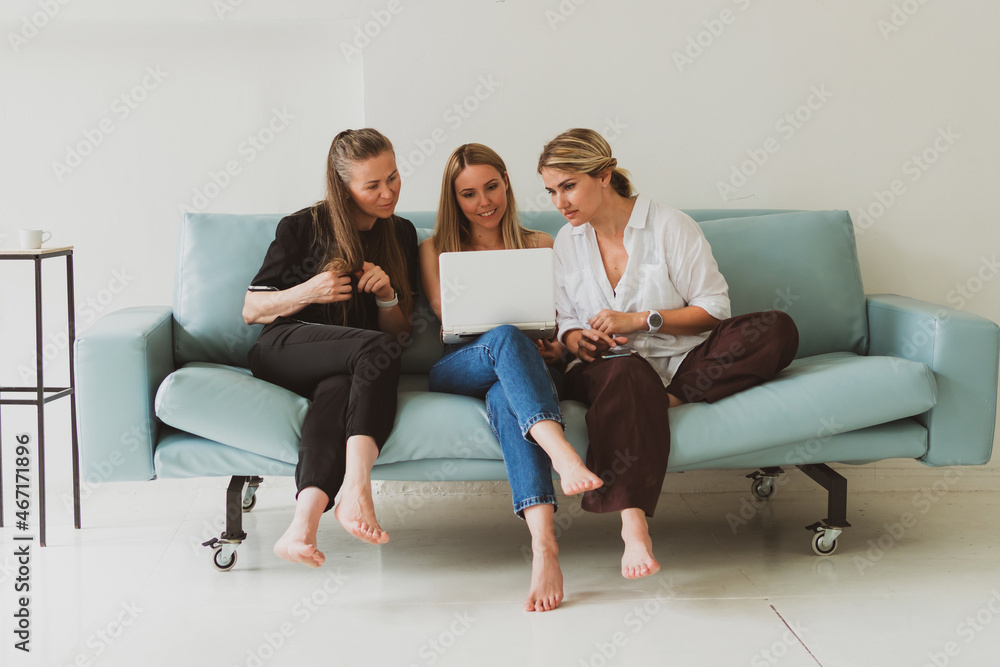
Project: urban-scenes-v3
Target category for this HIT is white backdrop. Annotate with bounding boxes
[1,1,998,523]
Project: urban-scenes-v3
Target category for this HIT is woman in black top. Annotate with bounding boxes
[243,128,419,567]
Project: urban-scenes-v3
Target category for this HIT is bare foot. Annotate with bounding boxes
[525,541,563,612]
[621,516,660,579]
[526,421,603,496]
[274,522,326,568]
[552,456,604,496]
[333,483,389,546]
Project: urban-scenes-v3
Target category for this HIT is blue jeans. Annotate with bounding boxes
[428,325,562,517]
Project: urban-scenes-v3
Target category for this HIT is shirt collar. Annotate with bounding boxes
[626,195,651,230]
[570,194,650,235]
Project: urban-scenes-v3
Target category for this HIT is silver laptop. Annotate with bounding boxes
[439,248,557,344]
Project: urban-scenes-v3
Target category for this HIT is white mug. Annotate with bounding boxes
[19,229,52,249]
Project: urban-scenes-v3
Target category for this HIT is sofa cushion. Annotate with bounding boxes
[173,213,281,368]
[698,210,868,358]
[155,362,306,464]
[155,352,935,471]
[666,352,936,468]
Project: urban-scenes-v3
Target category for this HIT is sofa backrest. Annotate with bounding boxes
[174,208,867,370]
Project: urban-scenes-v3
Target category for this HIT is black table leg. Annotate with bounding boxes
[66,254,81,529]
[35,256,47,548]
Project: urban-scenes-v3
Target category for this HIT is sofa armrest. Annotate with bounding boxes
[74,306,176,482]
[867,294,999,466]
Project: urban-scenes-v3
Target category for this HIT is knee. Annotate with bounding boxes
[484,324,534,353]
[490,324,527,343]
[770,311,799,352]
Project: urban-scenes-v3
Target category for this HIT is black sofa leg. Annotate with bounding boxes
[202,475,251,571]
[797,463,851,556]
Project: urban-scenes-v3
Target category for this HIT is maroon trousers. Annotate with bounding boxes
[564,311,799,516]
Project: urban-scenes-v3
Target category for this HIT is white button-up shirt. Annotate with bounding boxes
[553,195,731,387]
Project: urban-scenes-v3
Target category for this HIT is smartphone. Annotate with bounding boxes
[603,344,635,359]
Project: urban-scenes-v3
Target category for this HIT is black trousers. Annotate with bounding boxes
[248,320,401,511]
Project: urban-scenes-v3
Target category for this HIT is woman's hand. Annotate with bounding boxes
[299,270,354,304]
[566,329,630,363]
[588,309,645,336]
[536,337,564,365]
[357,262,395,301]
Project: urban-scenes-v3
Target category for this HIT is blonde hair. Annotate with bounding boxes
[536,128,634,199]
[310,128,412,322]
[432,143,534,254]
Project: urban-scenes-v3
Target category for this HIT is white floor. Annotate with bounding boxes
[3,476,1000,667]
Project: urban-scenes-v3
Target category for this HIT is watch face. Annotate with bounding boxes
[649,311,663,329]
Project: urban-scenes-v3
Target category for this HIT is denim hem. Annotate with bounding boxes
[520,412,566,440]
[513,495,559,520]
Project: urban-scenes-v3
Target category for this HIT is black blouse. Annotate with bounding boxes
[250,205,420,330]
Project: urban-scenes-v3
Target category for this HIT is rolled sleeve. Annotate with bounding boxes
[670,214,731,321]
[688,293,731,321]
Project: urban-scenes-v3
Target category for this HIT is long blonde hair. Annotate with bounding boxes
[310,128,412,322]
[433,143,534,253]
[536,128,634,199]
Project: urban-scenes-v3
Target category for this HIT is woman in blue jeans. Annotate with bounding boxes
[419,143,602,612]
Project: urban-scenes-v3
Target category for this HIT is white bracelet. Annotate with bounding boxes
[375,291,398,308]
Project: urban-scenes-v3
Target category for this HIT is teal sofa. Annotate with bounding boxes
[74,209,1000,569]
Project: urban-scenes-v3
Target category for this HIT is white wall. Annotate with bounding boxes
[1,0,998,512]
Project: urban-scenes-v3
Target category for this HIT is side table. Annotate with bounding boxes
[0,246,81,547]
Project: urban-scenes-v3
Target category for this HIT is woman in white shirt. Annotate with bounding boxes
[538,128,799,579]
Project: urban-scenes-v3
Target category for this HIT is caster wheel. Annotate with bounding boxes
[242,494,257,512]
[811,531,838,556]
[750,477,775,501]
[213,547,238,572]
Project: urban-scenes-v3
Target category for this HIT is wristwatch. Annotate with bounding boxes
[376,291,399,308]
[646,310,663,333]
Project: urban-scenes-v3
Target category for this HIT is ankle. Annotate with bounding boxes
[532,538,559,557]
[340,476,371,493]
